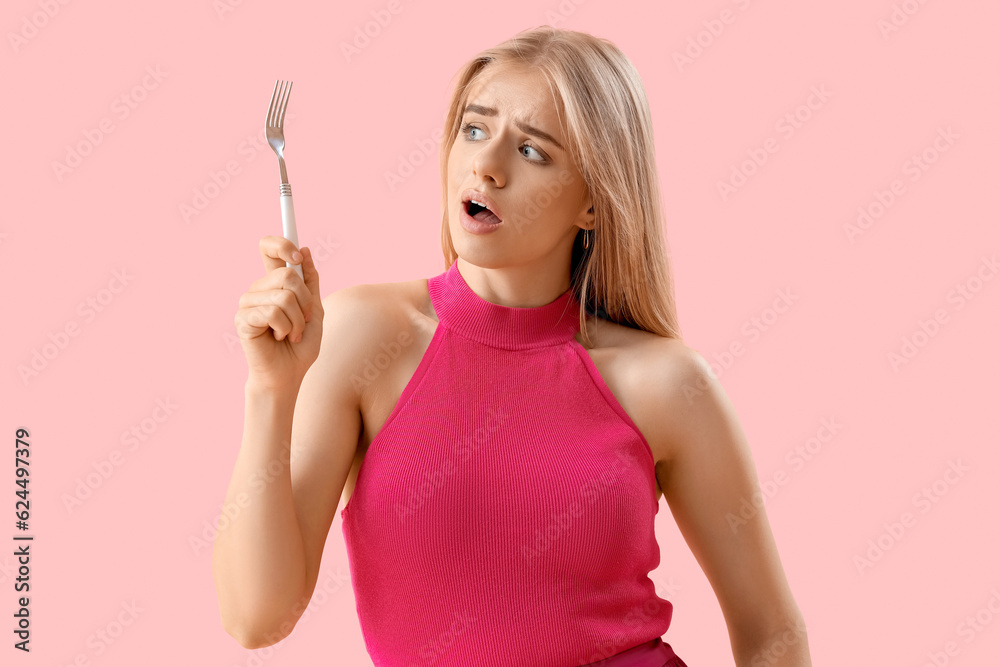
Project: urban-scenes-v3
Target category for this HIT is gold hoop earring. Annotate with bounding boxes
[583,229,590,250]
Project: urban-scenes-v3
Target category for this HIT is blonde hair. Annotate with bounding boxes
[439,26,682,347]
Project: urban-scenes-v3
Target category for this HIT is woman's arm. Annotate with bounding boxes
[212,380,312,648]
[212,287,367,649]
[638,342,812,667]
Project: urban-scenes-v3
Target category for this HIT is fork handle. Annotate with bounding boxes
[279,184,304,279]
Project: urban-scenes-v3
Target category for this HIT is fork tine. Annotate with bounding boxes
[267,79,282,128]
[276,80,292,129]
[267,80,290,129]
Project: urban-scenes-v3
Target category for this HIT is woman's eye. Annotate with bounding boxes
[460,123,546,163]
[461,123,485,140]
[521,145,543,160]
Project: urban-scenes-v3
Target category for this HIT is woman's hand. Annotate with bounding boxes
[234,236,324,393]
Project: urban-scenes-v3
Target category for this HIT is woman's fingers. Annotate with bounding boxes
[238,289,305,341]
[259,235,305,275]
[249,265,312,318]
[236,299,295,342]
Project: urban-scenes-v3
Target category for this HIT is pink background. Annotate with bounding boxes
[5,0,999,664]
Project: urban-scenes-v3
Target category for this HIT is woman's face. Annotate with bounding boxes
[446,63,593,269]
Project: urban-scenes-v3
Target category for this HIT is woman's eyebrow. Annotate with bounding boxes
[463,103,564,151]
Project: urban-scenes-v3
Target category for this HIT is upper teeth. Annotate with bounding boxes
[470,199,489,210]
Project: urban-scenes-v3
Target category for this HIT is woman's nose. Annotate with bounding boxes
[471,139,506,187]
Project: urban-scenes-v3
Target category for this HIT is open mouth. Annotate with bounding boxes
[464,200,503,225]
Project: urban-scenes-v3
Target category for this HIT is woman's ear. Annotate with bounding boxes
[580,202,595,230]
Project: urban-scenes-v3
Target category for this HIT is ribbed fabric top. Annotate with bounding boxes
[340,261,674,667]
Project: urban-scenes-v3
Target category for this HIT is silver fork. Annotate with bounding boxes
[265,80,302,279]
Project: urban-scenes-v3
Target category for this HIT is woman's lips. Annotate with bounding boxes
[459,201,503,234]
[460,189,504,222]
[465,200,503,225]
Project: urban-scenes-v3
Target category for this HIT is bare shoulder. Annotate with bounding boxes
[628,334,729,471]
[584,316,705,386]
[583,318,713,467]
[323,276,433,331]
[321,276,436,397]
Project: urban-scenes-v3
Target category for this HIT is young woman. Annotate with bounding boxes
[215,26,812,667]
